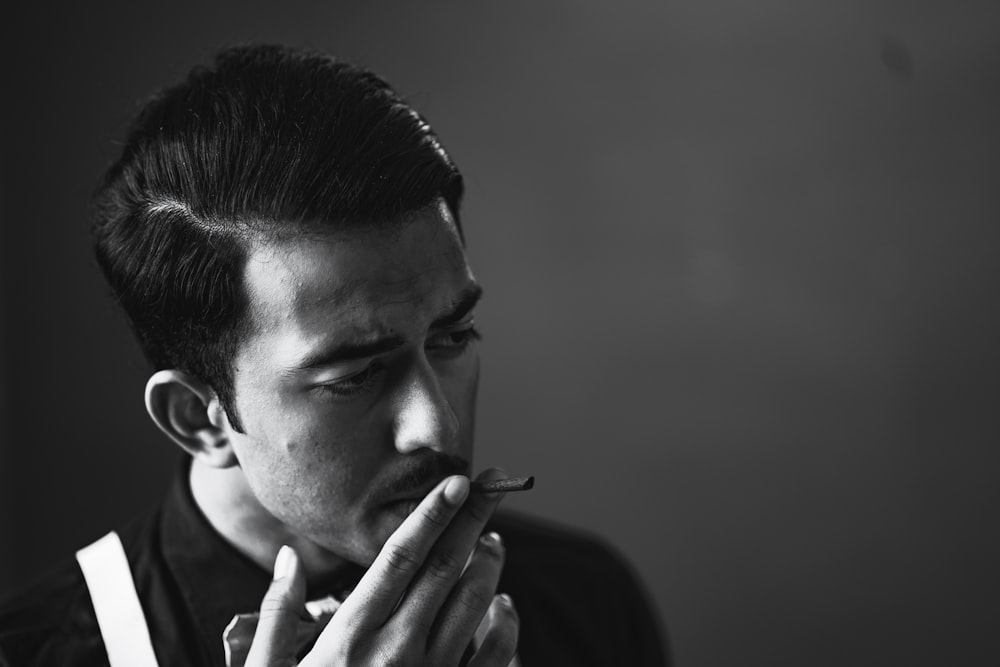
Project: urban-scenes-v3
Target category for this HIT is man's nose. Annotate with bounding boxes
[392,360,460,455]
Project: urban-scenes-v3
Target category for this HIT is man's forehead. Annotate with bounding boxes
[241,207,472,333]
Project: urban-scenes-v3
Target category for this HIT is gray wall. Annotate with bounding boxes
[2,2,999,665]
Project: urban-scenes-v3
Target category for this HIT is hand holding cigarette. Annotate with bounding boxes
[245,470,523,667]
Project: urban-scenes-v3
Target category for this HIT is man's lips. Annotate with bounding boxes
[378,453,471,511]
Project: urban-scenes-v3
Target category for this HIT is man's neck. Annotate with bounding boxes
[188,458,355,590]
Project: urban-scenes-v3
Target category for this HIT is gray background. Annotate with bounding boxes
[2,1,999,665]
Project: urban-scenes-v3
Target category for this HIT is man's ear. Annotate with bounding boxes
[145,370,238,468]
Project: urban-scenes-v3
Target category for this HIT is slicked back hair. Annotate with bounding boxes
[92,44,465,432]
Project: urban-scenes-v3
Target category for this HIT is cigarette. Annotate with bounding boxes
[470,476,535,493]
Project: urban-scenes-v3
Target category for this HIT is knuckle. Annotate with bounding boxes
[257,586,295,617]
[417,499,452,529]
[258,598,288,615]
[372,639,412,667]
[458,585,494,614]
[382,542,422,575]
[257,603,294,625]
[424,550,463,582]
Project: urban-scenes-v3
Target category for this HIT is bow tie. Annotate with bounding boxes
[223,595,343,667]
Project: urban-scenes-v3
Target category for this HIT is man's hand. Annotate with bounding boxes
[244,471,520,667]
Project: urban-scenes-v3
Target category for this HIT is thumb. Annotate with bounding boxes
[245,545,308,667]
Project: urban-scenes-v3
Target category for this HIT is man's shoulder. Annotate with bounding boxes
[488,511,670,666]
[0,556,106,666]
[0,515,162,667]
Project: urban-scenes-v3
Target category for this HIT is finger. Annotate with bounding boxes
[333,474,470,631]
[395,468,508,631]
[244,545,308,667]
[428,531,505,665]
[465,593,520,667]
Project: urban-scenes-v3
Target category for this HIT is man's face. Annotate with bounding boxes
[224,201,480,567]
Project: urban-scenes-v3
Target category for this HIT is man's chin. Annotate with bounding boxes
[346,502,419,567]
[384,497,421,523]
[375,498,419,543]
[308,501,421,569]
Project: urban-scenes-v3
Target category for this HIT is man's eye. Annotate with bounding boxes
[319,363,382,397]
[427,326,481,351]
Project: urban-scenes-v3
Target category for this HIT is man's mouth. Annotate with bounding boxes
[384,476,443,511]
[380,453,471,512]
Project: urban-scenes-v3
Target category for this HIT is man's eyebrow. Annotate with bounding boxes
[291,335,406,372]
[432,283,484,329]
[289,283,482,373]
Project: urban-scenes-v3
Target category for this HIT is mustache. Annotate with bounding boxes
[382,452,471,499]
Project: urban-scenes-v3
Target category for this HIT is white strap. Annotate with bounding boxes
[76,531,160,667]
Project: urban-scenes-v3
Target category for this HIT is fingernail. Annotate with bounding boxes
[443,475,470,506]
[498,593,513,607]
[273,545,295,581]
[480,531,502,548]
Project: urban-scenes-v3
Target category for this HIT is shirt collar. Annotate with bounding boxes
[160,456,272,661]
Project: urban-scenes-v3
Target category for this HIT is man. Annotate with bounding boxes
[0,45,667,666]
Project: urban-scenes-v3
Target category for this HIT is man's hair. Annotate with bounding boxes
[92,44,464,432]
